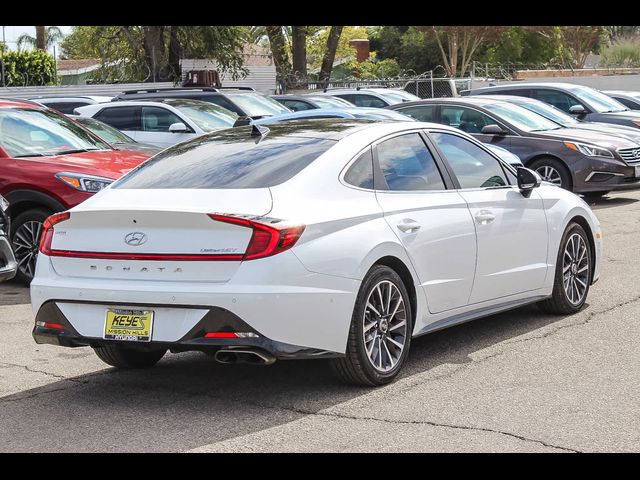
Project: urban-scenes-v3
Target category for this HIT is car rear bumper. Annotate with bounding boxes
[0,236,17,282]
[30,252,360,355]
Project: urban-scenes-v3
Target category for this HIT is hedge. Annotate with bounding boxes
[0,49,57,86]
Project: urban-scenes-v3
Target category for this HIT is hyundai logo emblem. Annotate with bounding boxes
[124,232,147,246]
[634,149,640,158]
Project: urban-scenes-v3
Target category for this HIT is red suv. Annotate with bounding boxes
[0,99,152,283]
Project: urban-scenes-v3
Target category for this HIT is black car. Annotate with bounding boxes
[602,90,640,110]
[112,87,290,119]
[0,195,17,282]
[465,82,640,130]
[388,97,640,196]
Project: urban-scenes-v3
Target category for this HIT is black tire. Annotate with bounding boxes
[93,345,166,369]
[529,157,572,191]
[331,265,413,386]
[10,208,52,285]
[539,222,592,315]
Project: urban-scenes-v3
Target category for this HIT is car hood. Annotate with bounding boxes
[565,122,640,144]
[20,149,152,178]
[600,110,640,121]
[540,127,640,149]
[114,142,162,155]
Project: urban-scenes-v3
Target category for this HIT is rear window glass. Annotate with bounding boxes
[114,132,336,189]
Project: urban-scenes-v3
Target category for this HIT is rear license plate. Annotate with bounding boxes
[635,166,640,178]
[104,309,154,342]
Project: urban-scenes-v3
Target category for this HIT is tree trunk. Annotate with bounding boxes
[35,26,46,50]
[291,26,307,86]
[318,26,344,88]
[266,26,291,89]
[168,25,181,81]
[142,26,166,82]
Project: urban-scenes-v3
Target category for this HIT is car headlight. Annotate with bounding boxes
[55,172,114,193]
[564,141,614,158]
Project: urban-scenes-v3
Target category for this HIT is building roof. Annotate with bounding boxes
[57,58,102,75]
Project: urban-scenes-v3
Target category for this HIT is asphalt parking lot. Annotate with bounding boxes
[1,191,639,453]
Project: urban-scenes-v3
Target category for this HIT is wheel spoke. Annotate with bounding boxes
[366,302,381,317]
[386,336,404,349]
[389,319,406,332]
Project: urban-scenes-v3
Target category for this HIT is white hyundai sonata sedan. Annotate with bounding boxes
[31,120,602,386]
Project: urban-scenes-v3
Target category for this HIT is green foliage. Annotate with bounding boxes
[343,56,402,79]
[307,26,369,69]
[368,26,441,73]
[601,37,640,67]
[60,26,249,82]
[0,49,57,86]
[481,27,557,64]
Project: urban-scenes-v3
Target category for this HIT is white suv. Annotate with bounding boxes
[74,99,238,148]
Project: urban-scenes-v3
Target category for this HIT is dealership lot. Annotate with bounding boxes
[0,191,637,452]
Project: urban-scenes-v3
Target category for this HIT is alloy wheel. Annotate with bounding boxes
[563,232,589,305]
[535,165,563,186]
[362,280,408,373]
[12,220,43,280]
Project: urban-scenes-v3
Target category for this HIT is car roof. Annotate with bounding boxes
[32,95,113,102]
[388,97,509,108]
[468,94,541,104]
[472,82,593,92]
[0,98,45,109]
[602,90,640,95]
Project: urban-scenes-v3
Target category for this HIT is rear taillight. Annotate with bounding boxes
[208,214,305,260]
[39,212,71,255]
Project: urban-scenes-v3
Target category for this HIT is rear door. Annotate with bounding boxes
[430,130,548,304]
[94,105,142,141]
[373,131,477,314]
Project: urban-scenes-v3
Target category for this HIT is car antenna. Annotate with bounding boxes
[251,124,270,141]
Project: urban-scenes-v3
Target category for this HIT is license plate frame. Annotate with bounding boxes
[104,308,154,342]
[635,165,640,178]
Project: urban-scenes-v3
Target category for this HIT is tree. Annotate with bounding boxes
[265,26,291,84]
[307,26,368,69]
[318,26,344,87]
[291,26,307,78]
[60,26,248,82]
[424,26,505,77]
[17,26,63,51]
[560,26,606,68]
[369,26,442,73]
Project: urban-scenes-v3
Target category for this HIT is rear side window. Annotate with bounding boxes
[613,97,639,109]
[396,105,435,122]
[353,94,388,108]
[376,133,446,191]
[115,134,336,189]
[43,101,90,114]
[141,106,187,132]
[344,148,374,189]
[281,100,314,112]
[532,89,581,113]
[95,106,141,130]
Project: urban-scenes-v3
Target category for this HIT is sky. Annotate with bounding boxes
[1,26,73,56]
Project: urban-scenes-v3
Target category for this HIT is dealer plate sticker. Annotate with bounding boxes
[104,309,154,342]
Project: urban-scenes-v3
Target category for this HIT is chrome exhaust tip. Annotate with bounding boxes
[214,348,276,366]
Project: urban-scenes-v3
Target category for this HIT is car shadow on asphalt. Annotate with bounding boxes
[584,195,638,210]
[0,279,30,306]
[0,301,577,451]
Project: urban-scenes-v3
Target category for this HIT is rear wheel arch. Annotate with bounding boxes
[369,255,417,328]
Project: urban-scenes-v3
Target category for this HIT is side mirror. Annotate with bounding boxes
[481,124,506,136]
[233,116,252,127]
[569,104,587,115]
[169,122,189,133]
[517,167,541,197]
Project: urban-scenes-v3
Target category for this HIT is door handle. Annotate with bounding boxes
[397,219,421,233]
[474,210,495,225]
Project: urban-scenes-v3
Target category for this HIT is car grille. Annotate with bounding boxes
[618,147,640,165]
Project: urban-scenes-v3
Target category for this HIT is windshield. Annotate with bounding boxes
[307,96,353,108]
[484,103,563,132]
[510,100,578,125]
[570,86,628,113]
[170,101,238,131]
[375,91,406,104]
[0,108,111,157]
[227,93,291,117]
[75,117,134,143]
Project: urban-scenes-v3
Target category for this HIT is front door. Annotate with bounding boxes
[430,130,548,304]
[373,132,477,314]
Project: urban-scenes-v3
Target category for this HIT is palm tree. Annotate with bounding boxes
[17,26,64,51]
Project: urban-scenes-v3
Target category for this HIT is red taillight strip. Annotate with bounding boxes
[204,332,239,338]
[35,321,65,330]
